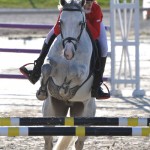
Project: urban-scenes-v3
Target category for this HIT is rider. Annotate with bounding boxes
[20,0,110,100]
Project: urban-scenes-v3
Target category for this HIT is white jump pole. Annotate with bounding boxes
[110,0,145,97]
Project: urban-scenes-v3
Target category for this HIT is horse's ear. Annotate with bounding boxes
[60,0,66,6]
[81,0,86,7]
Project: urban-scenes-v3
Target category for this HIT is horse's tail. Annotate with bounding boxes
[53,136,77,150]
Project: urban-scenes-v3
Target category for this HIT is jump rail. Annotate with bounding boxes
[0,48,40,54]
[0,23,111,81]
[0,117,150,126]
[0,126,150,136]
[0,23,111,31]
[0,23,53,29]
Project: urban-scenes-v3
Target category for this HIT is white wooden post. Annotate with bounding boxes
[110,0,145,97]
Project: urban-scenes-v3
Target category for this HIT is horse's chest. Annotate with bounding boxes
[48,77,79,101]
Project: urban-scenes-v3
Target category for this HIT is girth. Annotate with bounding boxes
[48,77,80,101]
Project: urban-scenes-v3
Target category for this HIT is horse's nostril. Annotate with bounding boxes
[65,54,71,60]
[66,57,71,60]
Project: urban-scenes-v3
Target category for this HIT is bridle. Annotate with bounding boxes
[59,3,86,51]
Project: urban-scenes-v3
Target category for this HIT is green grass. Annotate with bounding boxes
[0,0,58,8]
[0,0,143,9]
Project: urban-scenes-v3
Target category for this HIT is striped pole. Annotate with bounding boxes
[0,117,150,126]
[0,126,150,137]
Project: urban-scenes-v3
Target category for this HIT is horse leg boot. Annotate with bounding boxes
[19,34,56,84]
[91,57,110,99]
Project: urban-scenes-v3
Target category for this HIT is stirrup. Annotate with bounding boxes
[19,63,37,84]
[91,83,110,100]
[96,83,110,100]
[19,63,34,77]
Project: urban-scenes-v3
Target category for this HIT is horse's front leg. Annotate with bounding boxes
[36,63,52,100]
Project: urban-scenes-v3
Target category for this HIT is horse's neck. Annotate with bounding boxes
[47,29,93,88]
[75,29,93,62]
[81,29,90,39]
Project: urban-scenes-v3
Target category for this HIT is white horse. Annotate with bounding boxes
[38,0,96,149]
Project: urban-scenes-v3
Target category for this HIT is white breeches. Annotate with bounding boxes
[45,27,55,44]
[98,22,108,57]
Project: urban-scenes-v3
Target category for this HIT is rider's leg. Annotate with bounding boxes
[91,22,110,99]
[91,41,110,99]
[99,22,108,58]
[20,27,56,84]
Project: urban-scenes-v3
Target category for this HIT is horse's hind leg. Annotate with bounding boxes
[44,136,53,150]
[75,137,86,150]
[70,99,96,150]
[69,102,87,150]
[43,97,69,150]
[36,64,51,100]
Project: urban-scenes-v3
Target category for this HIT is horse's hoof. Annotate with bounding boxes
[36,90,48,101]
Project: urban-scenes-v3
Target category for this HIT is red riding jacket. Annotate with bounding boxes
[54,2,103,40]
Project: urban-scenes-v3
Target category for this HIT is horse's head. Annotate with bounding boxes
[59,0,86,60]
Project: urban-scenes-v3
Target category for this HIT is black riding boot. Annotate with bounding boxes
[19,34,56,84]
[91,57,110,99]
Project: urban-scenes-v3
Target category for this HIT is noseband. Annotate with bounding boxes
[59,4,86,50]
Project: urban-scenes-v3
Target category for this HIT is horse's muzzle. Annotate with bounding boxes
[64,43,75,60]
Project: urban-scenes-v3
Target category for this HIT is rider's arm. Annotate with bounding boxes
[86,4,103,40]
